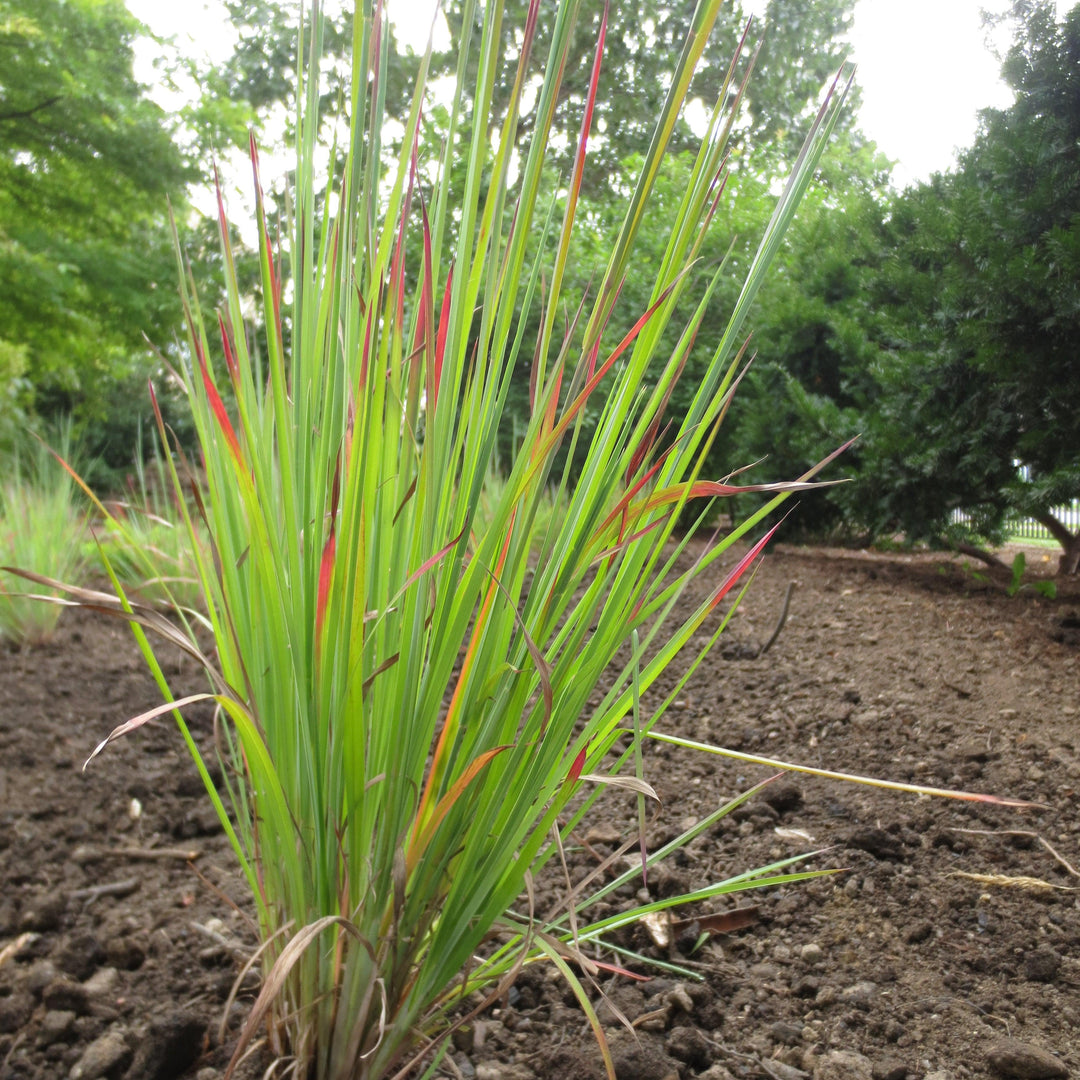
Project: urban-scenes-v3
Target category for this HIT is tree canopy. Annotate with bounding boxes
[0,0,201,465]
[865,0,1080,571]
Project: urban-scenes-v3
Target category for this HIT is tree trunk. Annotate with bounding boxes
[1034,512,1080,576]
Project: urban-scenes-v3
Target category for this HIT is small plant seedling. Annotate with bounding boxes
[1007,552,1057,599]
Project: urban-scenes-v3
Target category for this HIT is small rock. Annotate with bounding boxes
[27,958,60,997]
[0,990,35,1034]
[37,1009,77,1047]
[450,1053,476,1080]
[871,1060,907,1080]
[584,822,622,845]
[666,1026,712,1070]
[814,1050,874,1080]
[923,1072,952,1080]
[845,827,903,860]
[43,977,92,1015]
[69,1028,131,1079]
[56,932,105,981]
[126,1009,208,1080]
[771,1021,805,1046]
[838,981,877,1009]
[767,1064,810,1080]
[664,984,695,1014]
[475,1064,535,1080]
[763,783,804,815]
[793,976,820,998]
[83,967,120,1002]
[698,1068,737,1080]
[1023,946,1061,984]
[986,1038,1068,1079]
[801,943,824,964]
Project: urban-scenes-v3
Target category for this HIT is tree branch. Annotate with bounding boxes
[1033,511,1073,549]
[938,539,1007,570]
[0,95,62,123]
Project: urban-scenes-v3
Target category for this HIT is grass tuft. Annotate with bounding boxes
[0,429,88,647]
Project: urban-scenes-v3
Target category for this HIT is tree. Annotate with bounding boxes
[0,0,199,469]
[438,0,860,194]
[865,1,1080,573]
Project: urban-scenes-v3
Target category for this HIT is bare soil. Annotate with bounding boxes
[2,543,1079,1080]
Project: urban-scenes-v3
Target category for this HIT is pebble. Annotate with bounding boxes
[985,1038,1068,1079]
[814,1049,873,1080]
[767,1064,810,1080]
[37,1008,76,1047]
[1022,946,1061,983]
[845,826,903,860]
[871,1061,908,1080]
[838,981,877,1008]
[475,1064,535,1080]
[84,966,120,1000]
[763,782,804,815]
[56,932,105,981]
[43,976,92,1016]
[26,957,60,997]
[771,1021,805,1046]
[0,990,34,1034]
[69,1028,131,1080]
[666,1026,712,1070]
[801,943,824,964]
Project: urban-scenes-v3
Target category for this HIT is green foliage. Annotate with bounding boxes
[1006,552,1057,599]
[0,0,224,477]
[0,431,87,646]
[853,2,1080,567]
[95,441,207,614]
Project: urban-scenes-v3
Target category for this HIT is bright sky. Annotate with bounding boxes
[126,0,1069,192]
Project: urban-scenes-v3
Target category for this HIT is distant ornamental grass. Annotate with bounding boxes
[5,1,1026,1077]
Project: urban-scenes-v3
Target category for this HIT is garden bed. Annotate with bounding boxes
[2,543,1079,1080]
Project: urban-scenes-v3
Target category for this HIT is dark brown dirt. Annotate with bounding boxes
[2,543,1079,1080]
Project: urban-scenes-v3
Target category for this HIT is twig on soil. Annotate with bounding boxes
[190,920,254,959]
[70,877,140,908]
[704,1034,807,1080]
[948,828,1080,879]
[72,843,201,863]
[0,932,37,972]
[758,582,795,658]
[908,995,1012,1036]
[1,1031,27,1076]
[947,871,1076,891]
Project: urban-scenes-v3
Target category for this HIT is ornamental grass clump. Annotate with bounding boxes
[0,430,87,646]
[18,1,905,1075]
